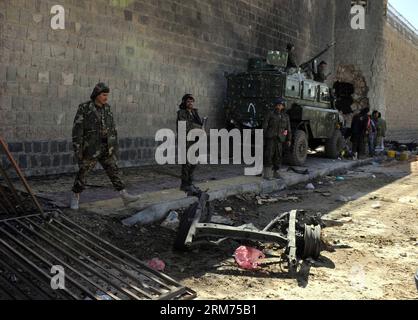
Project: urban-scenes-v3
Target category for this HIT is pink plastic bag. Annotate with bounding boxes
[147,258,166,272]
[234,246,265,270]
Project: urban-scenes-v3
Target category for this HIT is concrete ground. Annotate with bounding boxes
[53,155,417,300]
[25,154,376,220]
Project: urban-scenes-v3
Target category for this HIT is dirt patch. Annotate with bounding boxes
[63,160,418,300]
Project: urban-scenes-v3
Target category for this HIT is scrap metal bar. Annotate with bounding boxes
[287,210,297,267]
[263,212,289,232]
[18,218,148,300]
[194,223,288,244]
[0,138,46,218]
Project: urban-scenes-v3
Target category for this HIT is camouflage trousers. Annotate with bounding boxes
[181,162,197,188]
[72,151,125,194]
[264,138,283,170]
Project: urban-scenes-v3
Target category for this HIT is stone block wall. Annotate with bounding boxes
[0,0,337,176]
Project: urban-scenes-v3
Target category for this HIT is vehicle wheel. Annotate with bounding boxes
[286,130,308,166]
[325,130,345,159]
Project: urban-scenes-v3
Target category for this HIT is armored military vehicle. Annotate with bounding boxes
[224,45,344,166]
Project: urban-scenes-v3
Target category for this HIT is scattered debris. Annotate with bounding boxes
[224,207,233,213]
[305,183,315,190]
[147,258,166,272]
[256,195,300,205]
[322,192,332,197]
[234,246,266,270]
[339,217,353,223]
[400,253,407,258]
[96,291,113,301]
[288,167,309,175]
[161,211,180,231]
[336,176,345,182]
[342,212,352,217]
[371,203,382,209]
[337,195,352,203]
[210,215,234,226]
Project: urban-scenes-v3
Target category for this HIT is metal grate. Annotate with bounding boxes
[0,137,196,300]
[0,214,196,300]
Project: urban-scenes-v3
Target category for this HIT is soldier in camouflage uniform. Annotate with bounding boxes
[70,83,140,210]
[262,98,292,180]
[286,43,298,73]
[314,61,329,83]
[177,94,203,194]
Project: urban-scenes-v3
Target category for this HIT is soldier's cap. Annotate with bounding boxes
[273,97,286,106]
[90,83,110,101]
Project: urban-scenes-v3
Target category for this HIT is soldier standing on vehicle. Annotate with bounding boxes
[314,61,329,83]
[177,94,203,194]
[262,98,292,180]
[70,83,140,210]
[286,43,298,72]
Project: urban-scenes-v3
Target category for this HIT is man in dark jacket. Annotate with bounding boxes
[70,83,140,210]
[351,107,370,160]
[262,98,292,180]
[177,94,203,194]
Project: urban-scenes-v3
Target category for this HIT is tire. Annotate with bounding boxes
[286,130,308,166]
[325,130,345,159]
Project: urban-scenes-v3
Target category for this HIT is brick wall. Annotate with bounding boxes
[383,23,418,142]
[0,0,337,176]
[334,0,387,113]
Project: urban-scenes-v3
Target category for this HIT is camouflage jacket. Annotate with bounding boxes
[177,109,203,133]
[72,101,118,160]
[262,110,292,142]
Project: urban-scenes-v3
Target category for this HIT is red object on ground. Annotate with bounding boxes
[234,246,265,270]
[147,258,166,271]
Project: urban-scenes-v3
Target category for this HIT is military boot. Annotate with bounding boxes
[263,167,274,180]
[70,193,80,210]
[120,190,141,206]
[180,184,202,196]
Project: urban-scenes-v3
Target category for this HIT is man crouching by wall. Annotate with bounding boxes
[70,83,140,210]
